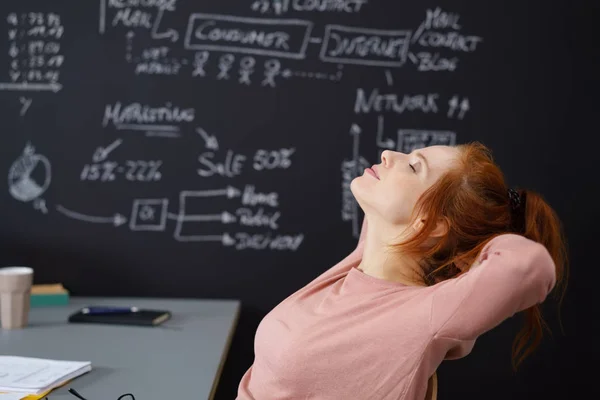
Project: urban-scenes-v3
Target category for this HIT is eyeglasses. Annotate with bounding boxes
[68,388,136,400]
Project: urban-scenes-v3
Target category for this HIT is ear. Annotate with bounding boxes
[414,216,449,238]
[430,217,449,238]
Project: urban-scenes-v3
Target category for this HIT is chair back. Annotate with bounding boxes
[424,371,438,400]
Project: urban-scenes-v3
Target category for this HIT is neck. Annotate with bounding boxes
[357,220,425,286]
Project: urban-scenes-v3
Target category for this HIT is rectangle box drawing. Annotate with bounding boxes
[184,13,313,59]
[320,25,411,67]
[129,199,169,231]
[396,130,456,153]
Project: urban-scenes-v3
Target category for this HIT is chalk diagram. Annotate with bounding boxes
[6,142,300,250]
[8,143,51,213]
[4,4,482,246]
[98,0,483,87]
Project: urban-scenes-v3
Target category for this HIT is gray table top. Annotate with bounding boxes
[0,297,241,400]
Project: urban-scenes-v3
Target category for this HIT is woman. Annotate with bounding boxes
[236,142,568,400]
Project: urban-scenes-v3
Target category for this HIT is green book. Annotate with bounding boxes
[30,284,70,307]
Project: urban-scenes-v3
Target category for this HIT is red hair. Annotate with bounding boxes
[394,141,569,370]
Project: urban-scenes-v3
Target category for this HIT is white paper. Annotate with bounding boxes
[0,393,26,400]
[0,356,91,394]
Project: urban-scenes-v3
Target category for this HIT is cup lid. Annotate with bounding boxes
[0,267,33,275]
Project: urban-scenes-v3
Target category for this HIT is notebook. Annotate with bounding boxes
[68,308,171,326]
[0,356,91,395]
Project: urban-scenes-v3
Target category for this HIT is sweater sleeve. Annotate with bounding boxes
[431,234,557,346]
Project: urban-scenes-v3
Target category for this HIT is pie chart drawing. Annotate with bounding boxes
[8,145,51,202]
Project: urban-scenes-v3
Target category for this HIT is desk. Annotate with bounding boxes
[0,297,241,400]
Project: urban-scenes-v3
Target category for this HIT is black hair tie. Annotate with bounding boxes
[507,188,521,210]
[507,188,526,233]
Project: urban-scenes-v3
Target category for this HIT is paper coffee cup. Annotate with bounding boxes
[0,267,33,329]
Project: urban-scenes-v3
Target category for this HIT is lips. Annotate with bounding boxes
[371,165,380,179]
[365,166,380,180]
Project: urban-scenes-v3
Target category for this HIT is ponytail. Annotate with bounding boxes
[509,189,569,370]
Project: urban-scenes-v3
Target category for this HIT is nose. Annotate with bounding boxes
[380,150,397,167]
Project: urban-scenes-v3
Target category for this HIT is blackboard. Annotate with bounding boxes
[0,1,587,399]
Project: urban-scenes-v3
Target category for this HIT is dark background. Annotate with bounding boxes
[0,1,595,399]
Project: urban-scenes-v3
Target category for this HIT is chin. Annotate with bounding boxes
[351,192,371,216]
[349,177,365,199]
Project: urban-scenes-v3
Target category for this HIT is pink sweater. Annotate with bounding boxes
[236,233,556,400]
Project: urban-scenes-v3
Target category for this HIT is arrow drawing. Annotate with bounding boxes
[169,211,236,223]
[196,127,219,150]
[376,115,395,149]
[0,82,62,92]
[182,186,240,199]
[151,7,179,42]
[56,204,127,226]
[174,232,235,245]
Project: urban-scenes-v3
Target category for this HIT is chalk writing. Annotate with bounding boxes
[320,25,410,67]
[408,51,458,72]
[19,96,32,116]
[198,150,246,178]
[447,95,470,119]
[184,14,313,59]
[234,232,303,250]
[354,88,439,115]
[252,0,368,14]
[93,139,123,162]
[102,102,195,127]
[236,207,281,229]
[80,160,163,182]
[108,0,177,11]
[4,11,65,91]
[197,148,295,177]
[242,185,279,207]
[409,8,483,72]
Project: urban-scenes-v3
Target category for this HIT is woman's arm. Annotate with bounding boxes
[430,234,556,351]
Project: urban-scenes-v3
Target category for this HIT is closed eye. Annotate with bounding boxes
[409,163,416,173]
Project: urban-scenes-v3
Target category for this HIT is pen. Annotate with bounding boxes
[81,306,139,315]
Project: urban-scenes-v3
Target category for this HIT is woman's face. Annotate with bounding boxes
[351,146,459,227]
